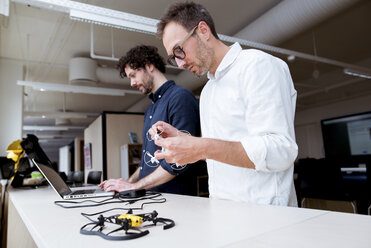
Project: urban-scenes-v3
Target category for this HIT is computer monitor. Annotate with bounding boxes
[321,111,371,165]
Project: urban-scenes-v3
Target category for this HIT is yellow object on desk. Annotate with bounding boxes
[6,140,24,180]
[117,214,144,227]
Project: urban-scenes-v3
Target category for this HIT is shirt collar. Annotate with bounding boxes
[207,42,242,80]
[149,80,175,102]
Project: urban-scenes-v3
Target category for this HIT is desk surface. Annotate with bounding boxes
[8,186,371,248]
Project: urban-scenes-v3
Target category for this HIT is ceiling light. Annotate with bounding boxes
[287,55,295,62]
[24,111,98,119]
[55,118,71,126]
[23,126,69,131]
[17,80,141,96]
[70,9,157,34]
[23,125,86,131]
[312,69,320,80]
[25,135,79,139]
[343,68,371,80]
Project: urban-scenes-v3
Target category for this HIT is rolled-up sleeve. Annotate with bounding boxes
[240,53,298,172]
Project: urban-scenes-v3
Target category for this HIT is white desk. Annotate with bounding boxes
[7,186,371,248]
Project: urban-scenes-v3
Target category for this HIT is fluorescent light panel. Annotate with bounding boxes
[26,135,81,139]
[23,126,69,131]
[24,111,99,119]
[70,9,157,34]
[17,80,141,96]
[23,125,86,131]
[344,68,371,80]
[38,139,75,143]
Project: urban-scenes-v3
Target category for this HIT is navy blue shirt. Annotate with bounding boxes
[139,80,200,195]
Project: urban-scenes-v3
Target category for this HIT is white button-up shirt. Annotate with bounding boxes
[200,43,298,206]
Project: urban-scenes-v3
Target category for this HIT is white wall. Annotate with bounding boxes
[84,115,103,182]
[58,145,71,174]
[295,94,371,159]
[0,58,23,156]
[105,113,144,179]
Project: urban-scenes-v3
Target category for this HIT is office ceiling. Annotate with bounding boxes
[1,0,371,159]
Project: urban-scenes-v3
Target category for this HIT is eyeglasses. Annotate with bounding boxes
[167,25,198,67]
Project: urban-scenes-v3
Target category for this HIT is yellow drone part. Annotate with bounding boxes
[117,214,144,227]
[6,140,24,175]
[6,140,23,153]
[6,140,24,161]
[6,151,19,162]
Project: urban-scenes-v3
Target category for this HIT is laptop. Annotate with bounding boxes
[31,159,114,200]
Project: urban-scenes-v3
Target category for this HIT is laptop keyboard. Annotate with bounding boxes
[71,189,96,195]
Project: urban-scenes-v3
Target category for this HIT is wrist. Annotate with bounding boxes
[128,173,139,184]
[131,180,143,190]
[198,138,209,160]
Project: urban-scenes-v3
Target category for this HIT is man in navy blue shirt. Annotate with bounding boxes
[99,45,200,195]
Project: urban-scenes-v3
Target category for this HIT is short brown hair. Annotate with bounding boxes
[157,2,219,40]
[117,45,166,78]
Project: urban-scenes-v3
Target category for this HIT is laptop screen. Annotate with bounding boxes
[32,160,72,197]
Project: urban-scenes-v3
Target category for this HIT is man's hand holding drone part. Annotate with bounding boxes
[153,130,196,167]
[146,121,198,169]
[154,132,180,168]
[147,122,192,167]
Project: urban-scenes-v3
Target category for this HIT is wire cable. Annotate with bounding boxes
[54,192,165,209]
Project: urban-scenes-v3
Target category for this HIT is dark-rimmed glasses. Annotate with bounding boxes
[167,25,198,67]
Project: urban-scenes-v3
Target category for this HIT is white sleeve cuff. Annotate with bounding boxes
[240,136,268,172]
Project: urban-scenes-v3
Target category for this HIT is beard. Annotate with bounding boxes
[141,70,154,95]
[193,35,214,77]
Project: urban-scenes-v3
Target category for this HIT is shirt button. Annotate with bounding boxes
[140,167,143,170]
[143,150,145,153]
[149,115,152,119]
[158,95,161,98]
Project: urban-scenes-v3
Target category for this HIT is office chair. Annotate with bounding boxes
[73,171,84,186]
[87,171,102,185]
[66,171,74,185]
[296,158,357,213]
[0,157,14,180]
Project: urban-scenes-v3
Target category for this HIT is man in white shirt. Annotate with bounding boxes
[152,2,298,206]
